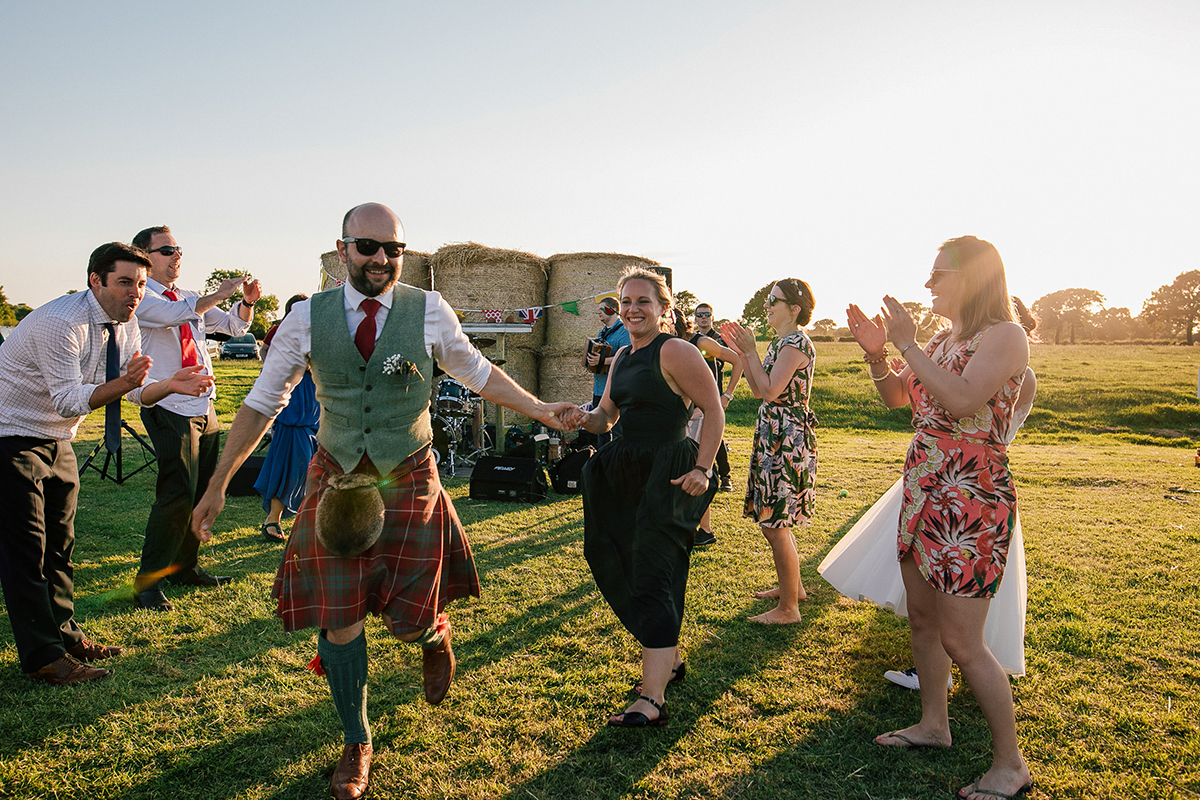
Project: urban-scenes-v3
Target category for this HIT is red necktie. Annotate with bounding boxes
[162,289,200,367]
[355,298,381,361]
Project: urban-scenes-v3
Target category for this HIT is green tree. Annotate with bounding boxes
[203,269,279,339]
[1141,270,1200,345]
[673,289,697,318]
[0,286,16,326]
[1033,288,1105,344]
[1091,307,1133,342]
[810,318,837,335]
[741,282,774,335]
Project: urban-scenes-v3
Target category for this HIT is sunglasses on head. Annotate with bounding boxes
[342,237,406,259]
[149,246,182,256]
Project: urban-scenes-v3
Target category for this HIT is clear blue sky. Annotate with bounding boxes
[2,1,1197,325]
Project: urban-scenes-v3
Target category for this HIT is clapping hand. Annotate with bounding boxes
[241,278,263,304]
[845,304,888,354]
[123,351,152,387]
[719,321,756,356]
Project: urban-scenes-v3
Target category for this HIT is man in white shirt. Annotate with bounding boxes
[0,243,212,685]
[190,203,577,800]
[130,226,263,611]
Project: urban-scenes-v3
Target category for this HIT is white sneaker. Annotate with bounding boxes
[883,666,953,691]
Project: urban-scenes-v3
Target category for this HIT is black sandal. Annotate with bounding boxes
[633,662,686,694]
[607,695,669,728]
[261,522,286,542]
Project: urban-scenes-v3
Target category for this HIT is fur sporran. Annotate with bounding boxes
[315,473,385,557]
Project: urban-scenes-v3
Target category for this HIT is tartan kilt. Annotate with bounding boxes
[271,445,480,636]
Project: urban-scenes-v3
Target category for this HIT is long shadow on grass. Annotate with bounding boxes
[0,613,307,757]
[495,597,839,800]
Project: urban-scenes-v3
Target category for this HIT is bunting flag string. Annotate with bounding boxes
[316,265,611,325]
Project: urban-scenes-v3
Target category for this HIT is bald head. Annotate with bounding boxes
[342,203,403,237]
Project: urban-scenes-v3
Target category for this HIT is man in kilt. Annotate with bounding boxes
[191,203,576,799]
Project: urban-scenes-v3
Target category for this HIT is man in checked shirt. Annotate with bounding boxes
[0,242,211,685]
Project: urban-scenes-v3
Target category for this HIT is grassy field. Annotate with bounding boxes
[0,345,1198,799]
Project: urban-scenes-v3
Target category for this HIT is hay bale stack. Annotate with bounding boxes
[401,250,432,290]
[319,250,432,292]
[540,252,663,406]
[431,243,548,401]
[319,251,342,291]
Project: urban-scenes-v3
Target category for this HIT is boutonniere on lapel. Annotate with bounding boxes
[381,354,422,387]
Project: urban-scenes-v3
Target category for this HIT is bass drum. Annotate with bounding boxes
[431,416,453,467]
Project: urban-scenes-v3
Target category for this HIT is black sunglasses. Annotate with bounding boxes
[149,246,182,256]
[342,237,406,258]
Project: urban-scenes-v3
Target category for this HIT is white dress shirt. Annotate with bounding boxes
[135,277,251,417]
[243,283,492,419]
[0,289,147,440]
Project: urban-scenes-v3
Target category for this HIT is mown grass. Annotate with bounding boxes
[0,346,1198,799]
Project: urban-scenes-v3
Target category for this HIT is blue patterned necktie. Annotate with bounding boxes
[104,323,121,453]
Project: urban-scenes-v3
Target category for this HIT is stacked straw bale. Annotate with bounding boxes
[319,250,432,292]
[431,243,549,424]
[541,252,663,406]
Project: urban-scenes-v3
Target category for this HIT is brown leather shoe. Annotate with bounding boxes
[422,615,455,705]
[27,654,110,686]
[67,637,123,662]
[330,742,372,799]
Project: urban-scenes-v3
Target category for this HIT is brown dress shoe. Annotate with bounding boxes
[330,742,372,800]
[67,637,123,662]
[27,654,110,686]
[422,617,455,705]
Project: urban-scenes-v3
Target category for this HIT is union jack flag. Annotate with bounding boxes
[482,309,503,323]
[518,307,543,326]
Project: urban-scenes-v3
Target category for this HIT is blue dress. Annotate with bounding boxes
[255,370,320,516]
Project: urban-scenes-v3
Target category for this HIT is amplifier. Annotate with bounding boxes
[469,456,548,503]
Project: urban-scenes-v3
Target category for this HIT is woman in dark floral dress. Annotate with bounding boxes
[721,278,817,625]
[846,236,1032,800]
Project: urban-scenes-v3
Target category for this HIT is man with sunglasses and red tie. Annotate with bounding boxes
[189,203,577,799]
[130,226,263,612]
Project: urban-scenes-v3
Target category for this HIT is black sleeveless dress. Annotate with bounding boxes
[581,333,718,648]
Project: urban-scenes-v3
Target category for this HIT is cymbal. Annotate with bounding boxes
[487,357,506,367]
[468,335,496,349]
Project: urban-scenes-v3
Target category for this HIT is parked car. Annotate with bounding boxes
[220,333,260,360]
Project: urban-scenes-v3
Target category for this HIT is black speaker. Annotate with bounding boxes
[469,456,548,503]
[226,455,265,497]
[548,446,594,494]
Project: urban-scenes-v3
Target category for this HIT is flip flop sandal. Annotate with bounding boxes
[873,730,947,750]
[261,522,286,542]
[607,695,669,728]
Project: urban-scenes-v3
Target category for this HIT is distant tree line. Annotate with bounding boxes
[743,270,1200,345]
[0,286,34,327]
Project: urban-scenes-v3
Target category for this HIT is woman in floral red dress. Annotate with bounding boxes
[847,237,1032,800]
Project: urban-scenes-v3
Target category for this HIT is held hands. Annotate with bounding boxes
[670,468,710,497]
[169,365,214,397]
[719,321,756,356]
[542,402,583,431]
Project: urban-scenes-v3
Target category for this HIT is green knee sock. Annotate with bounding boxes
[318,630,371,745]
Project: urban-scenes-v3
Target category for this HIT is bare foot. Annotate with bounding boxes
[747,606,802,624]
[752,587,807,601]
[958,763,1032,800]
[873,724,952,749]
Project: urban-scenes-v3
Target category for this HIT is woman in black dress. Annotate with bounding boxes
[572,267,725,728]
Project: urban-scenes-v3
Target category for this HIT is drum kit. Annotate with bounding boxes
[430,335,503,476]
